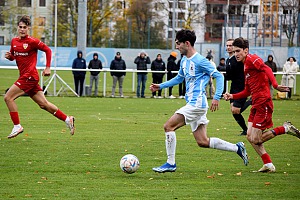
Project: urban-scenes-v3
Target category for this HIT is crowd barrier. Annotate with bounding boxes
[0,66,299,97]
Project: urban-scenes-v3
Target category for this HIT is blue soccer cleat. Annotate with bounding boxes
[236,142,249,166]
[152,162,176,173]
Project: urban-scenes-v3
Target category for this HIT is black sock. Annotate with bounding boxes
[240,98,252,113]
[233,114,247,131]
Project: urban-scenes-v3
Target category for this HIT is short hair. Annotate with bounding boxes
[176,29,196,46]
[232,37,249,49]
[220,57,225,61]
[226,39,234,42]
[18,15,31,26]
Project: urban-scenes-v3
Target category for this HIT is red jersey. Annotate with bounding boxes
[8,35,52,81]
[232,54,278,106]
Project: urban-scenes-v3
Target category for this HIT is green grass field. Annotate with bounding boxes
[0,69,299,199]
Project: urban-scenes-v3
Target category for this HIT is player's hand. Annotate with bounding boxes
[223,92,232,101]
[210,99,219,112]
[42,67,51,76]
[149,83,160,92]
[276,85,290,92]
[5,52,11,59]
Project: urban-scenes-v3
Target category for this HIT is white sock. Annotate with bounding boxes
[265,163,274,168]
[14,124,21,129]
[209,137,238,152]
[165,131,176,165]
[65,116,70,123]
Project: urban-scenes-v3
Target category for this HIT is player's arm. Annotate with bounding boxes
[36,40,52,76]
[261,63,278,89]
[5,42,15,61]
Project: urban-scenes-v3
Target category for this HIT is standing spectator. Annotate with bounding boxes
[167,51,178,99]
[177,54,185,99]
[281,57,299,98]
[4,15,75,139]
[217,57,227,94]
[151,54,166,98]
[264,55,277,97]
[88,53,102,96]
[72,50,86,96]
[134,50,150,98]
[110,52,126,97]
[205,55,216,98]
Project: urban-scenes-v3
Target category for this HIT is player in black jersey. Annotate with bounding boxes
[225,39,252,136]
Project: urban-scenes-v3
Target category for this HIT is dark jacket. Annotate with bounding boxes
[264,55,277,76]
[134,56,150,74]
[151,58,166,79]
[110,56,126,77]
[167,55,178,78]
[88,53,102,76]
[72,50,86,76]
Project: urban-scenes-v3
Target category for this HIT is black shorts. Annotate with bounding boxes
[230,98,247,108]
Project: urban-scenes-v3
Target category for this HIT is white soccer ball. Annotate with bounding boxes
[120,154,140,174]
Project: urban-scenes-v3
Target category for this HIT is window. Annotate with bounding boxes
[206,4,211,14]
[178,12,185,20]
[38,17,45,26]
[0,14,4,26]
[18,0,31,7]
[0,36,4,45]
[39,0,45,7]
[249,5,258,14]
[178,2,185,9]
[212,5,223,14]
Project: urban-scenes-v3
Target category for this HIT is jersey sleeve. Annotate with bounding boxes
[34,39,52,67]
[211,70,224,101]
[262,63,278,89]
[8,39,15,61]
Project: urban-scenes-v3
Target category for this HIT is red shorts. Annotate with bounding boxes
[14,77,42,97]
[248,100,273,130]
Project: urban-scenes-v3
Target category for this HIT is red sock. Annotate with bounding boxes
[272,126,285,136]
[54,109,67,121]
[261,153,272,164]
[10,112,20,125]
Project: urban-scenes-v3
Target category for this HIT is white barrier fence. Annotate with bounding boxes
[0,66,299,97]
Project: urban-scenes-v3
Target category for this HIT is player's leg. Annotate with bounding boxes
[247,122,275,172]
[4,84,26,138]
[231,100,248,135]
[152,113,185,173]
[193,123,248,166]
[31,91,75,135]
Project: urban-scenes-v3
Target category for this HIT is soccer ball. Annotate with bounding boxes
[120,154,140,174]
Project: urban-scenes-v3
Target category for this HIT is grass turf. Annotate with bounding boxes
[0,96,299,199]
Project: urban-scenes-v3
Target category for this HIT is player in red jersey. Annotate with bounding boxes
[4,15,75,139]
[224,37,300,172]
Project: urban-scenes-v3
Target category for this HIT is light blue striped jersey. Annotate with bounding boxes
[160,52,224,108]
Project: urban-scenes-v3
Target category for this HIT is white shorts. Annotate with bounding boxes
[175,104,209,132]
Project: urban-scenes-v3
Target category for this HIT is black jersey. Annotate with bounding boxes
[226,55,245,94]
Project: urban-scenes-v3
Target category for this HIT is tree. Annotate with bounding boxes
[280,0,299,46]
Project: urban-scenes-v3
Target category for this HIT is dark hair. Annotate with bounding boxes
[220,57,225,61]
[232,37,249,49]
[18,15,31,26]
[227,39,234,42]
[287,57,296,62]
[176,29,196,46]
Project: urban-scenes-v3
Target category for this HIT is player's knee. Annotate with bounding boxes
[163,123,173,132]
[247,135,261,145]
[38,101,48,110]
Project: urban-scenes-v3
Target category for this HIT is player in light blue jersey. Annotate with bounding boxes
[150,29,248,173]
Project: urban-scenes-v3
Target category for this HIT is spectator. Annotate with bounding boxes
[88,53,102,96]
[177,54,185,99]
[217,57,226,94]
[167,51,178,99]
[281,57,299,98]
[110,52,126,97]
[264,55,277,97]
[205,55,216,98]
[151,54,166,98]
[72,50,86,96]
[134,50,150,98]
